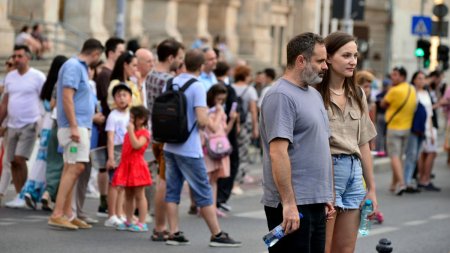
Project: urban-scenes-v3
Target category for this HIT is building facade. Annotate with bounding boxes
[6,0,443,77]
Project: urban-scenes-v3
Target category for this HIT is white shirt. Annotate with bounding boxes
[105,109,130,145]
[4,68,46,128]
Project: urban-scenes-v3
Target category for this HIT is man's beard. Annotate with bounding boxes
[301,63,324,86]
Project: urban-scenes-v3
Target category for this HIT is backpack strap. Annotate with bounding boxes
[239,85,251,98]
[180,78,198,92]
[166,78,174,91]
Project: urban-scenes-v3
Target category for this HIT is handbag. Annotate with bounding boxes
[205,134,233,160]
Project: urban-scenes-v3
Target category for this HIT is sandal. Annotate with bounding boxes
[41,197,52,212]
[151,229,169,241]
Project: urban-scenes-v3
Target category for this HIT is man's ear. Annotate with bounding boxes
[296,54,306,68]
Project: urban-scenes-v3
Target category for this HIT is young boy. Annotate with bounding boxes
[104,83,132,227]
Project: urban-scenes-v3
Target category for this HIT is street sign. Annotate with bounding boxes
[411,16,432,36]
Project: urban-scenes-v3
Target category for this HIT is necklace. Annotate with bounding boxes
[329,88,345,96]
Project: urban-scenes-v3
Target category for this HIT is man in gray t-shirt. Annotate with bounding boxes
[260,33,334,253]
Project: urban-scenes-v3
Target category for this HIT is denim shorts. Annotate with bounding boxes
[332,154,366,209]
[164,151,213,207]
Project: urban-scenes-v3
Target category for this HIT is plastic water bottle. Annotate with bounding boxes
[359,199,373,237]
[262,213,303,248]
[67,142,78,164]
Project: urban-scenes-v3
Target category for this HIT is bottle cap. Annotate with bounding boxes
[365,199,372,205]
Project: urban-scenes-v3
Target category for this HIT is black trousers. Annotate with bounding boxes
[216,129,239,205]
[264,203,327,253]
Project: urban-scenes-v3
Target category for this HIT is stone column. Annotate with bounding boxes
[43,0,65,54]
[177,0,212,47]
[292,0,319,36]
[237,0,272,63]
[0,0,15,56]
[127,0,144,38]
[208,0,240,56]
[64,0,109,43]
[142,0,182,47]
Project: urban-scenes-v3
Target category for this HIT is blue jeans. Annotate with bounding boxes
[404,134,424,186]
[164,151,213,207]
[332,154,366,209]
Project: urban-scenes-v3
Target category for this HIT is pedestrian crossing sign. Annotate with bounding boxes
[412,16,432,36]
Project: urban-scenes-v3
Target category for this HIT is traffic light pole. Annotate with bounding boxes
[343,0,353,35]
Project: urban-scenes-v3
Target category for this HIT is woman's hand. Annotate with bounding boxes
[363,190,378,218]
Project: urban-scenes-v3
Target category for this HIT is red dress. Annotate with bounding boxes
[112,129,152,187]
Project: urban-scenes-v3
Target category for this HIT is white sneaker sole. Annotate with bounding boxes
[209,242,242,247]
[166,240,190,246]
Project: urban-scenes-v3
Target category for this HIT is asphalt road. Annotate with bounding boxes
[1,152,450,253]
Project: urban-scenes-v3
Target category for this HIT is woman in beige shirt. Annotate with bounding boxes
[315,32,378,253]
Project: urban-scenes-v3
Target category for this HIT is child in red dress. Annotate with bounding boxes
[112,106,152,232]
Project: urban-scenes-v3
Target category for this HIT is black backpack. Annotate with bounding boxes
[237,86,250,123]
[151,78,197,143]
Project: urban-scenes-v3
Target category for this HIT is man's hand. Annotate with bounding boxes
[70,126,80,143]
[282,204,300,235]
[106,158,115,170]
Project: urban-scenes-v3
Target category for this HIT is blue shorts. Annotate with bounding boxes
[332,154,366,209]
[164,151,213,207]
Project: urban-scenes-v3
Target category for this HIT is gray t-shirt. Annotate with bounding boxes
[260,78,333,207]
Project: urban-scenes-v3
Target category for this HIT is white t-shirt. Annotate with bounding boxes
[15,32,30,45]
[105,109,130,145]
[4,68,46,128]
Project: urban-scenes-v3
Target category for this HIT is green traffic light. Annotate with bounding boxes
[415,48,425,57]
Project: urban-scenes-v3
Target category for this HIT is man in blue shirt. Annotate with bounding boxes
[48,38,104,230]
[198,48,218,91]
[163,49,241,247]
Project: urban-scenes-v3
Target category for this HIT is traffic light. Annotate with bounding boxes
[416,39,431,68]
[438,45,449,70]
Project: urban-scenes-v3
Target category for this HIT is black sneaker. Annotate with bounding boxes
[404,186,421,193]
[166,231,190,246]
[24,193,37,210]
[423,183,441,192]
[217,203,232,212]
[209,231,242,247]
[96,206,108,217]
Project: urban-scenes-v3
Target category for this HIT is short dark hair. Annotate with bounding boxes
[263,68,276,80]
[81,38,104,54]
[429,70,441,78]
[105,37,125,58]
[393,66,407,79]
[184,49,204,72]
[213,61,230,77]
[112,82,132,97]
[286,32,324,68]
[157,38,184,62]
[14,45,32,57]
[32,23,40,31]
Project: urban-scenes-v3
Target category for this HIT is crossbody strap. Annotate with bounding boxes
[386,85,412,127]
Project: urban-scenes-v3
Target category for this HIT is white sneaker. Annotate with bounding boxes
[145,214,153,223]
[104,215,123,227]
[119,215,126,223]
[5,195,26,209]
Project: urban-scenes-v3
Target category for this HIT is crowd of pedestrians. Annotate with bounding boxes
[0,29,448,252]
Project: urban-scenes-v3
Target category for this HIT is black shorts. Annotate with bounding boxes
[264,203,326,253]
